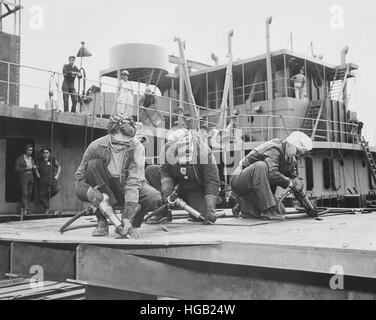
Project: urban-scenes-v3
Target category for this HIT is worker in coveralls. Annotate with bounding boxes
[62,56,82,113]
[74,114,162,238]
[231,131,313,220]
[35,147,61,214]
[145,128,220,224]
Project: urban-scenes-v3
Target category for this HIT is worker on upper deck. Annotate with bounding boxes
[290,69,306,99]
[231,131,313,220]
[139,86,164,127]
[145,128,220,224]
[74,114,162,238]
[116,70,134,118]
[62,56,82,113]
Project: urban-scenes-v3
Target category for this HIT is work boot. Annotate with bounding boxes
[127,227,141,240]
[260,206,286,221]
[122,202,142,237]
[92,209,109,237]
[232,203,241,218]
[147,207,172,224]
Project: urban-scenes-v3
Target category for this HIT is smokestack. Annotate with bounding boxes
[341,46,349,65]
[265,15,273,100]
[211,53,219,66]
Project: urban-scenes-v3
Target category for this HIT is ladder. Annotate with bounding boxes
[360,137,376,186]
[302,98,328,141]
[302,64,350,141]
[330,64,350,102]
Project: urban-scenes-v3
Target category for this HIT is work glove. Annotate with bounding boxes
[86,186,104,207]
[203,195,218,225]
[161,179,174,203]
[122,201,142,228]
[291,178,304,193]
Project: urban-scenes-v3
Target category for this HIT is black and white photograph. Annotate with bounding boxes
[0,0,376,305]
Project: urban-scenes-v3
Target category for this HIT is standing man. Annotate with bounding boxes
[62,56,82,113]
[231,131,313,220]
[145,128,220,224]
[14,144,37,215]
[35,147,61,214]
[290,69,306,99]
[116,70,134,117]
[74,114,162,238]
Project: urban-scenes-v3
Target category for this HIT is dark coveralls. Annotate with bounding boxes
[145,141,220,216]
[139,93,163,127]
[74,135,162,227]
[231,139,297,218]
[14,155,35,210]
[62,64,80,112]
[37,158,59,210]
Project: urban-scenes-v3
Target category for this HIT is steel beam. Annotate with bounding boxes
[76,244,376,300]
[113,242,376,280]
[10,242,76,281]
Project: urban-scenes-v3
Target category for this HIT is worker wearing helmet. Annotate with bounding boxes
[74,114,162,238]
[145,128,220,224]
[231,131,313,220]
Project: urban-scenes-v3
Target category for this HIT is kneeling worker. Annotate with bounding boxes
[74,114,162,238]
[231,131,313,220]
[146,128,220,224]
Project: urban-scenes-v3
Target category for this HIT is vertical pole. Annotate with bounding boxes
[0,4,2,31]
[99,81,103,118]
[265,16,273,101]
[178,64,185,127]
[206,72,209,108]
[242,64,245,104]
[7,62,10,104]
[290,32,293,52]
[284,54,288,98]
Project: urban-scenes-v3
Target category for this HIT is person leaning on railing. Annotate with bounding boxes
[62,56,82,113]
[138,86,164,127]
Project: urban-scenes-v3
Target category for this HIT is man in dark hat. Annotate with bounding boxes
[74,114,161,238]
[14,144,37,215]
[35,147,61,213]
[62,56,82,113]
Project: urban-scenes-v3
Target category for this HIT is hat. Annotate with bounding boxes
[121,70,129,76]
[285,131,313,152]
[40,146,52,153]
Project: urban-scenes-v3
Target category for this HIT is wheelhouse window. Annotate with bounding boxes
[323,157,335,190]
[305,157,314,191]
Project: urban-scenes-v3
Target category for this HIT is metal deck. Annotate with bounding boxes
[1,210,376,299]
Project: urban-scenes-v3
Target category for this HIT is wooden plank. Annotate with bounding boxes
[0,281,57,295]
[0,282,80,300]
[0,243,10,280]
[10,242,76,281]
[37,288,85,300]
[117,242,376,279]
[76,245,376,300]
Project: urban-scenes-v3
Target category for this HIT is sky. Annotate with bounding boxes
[3,0,376,141]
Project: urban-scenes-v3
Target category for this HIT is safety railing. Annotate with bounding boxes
[232,113,360,145]
[0,59,222,129]
[0,59,360,146]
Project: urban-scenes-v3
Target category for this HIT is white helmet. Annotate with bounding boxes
[285,131,313,152]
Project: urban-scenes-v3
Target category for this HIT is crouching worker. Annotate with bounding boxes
[231,131,313,220]
[145,128,220,224]
[74,114,162,238]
